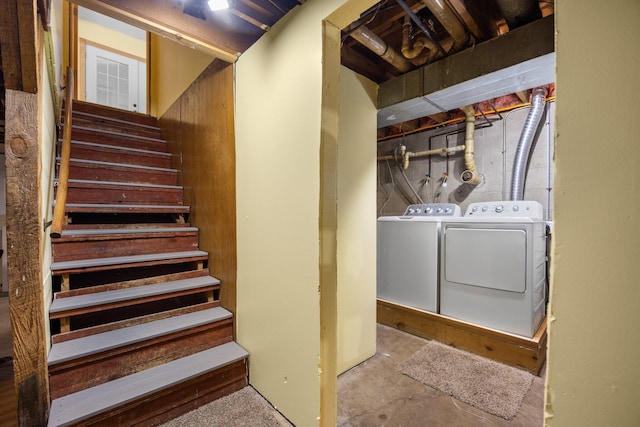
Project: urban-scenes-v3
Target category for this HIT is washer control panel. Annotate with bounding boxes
[464,201,543,220]
[403,203,462,217]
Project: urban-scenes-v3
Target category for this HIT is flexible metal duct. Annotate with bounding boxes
[350,26,413,73]
[419,0,469,52]
[510,87,547,201]
[495,0,542,30]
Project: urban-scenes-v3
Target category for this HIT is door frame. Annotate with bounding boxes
[78,38,147,112]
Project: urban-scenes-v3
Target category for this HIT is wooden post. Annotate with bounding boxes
[5,89,50,426]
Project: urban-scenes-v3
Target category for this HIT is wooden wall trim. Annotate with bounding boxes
[158,60,237,319]
[5,88,50,425]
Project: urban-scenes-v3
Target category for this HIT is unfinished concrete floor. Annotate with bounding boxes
[337,324,545,426]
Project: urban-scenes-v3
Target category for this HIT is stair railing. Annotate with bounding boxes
[51,67,74,239]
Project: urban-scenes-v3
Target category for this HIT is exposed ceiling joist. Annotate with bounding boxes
[71,0,301,63]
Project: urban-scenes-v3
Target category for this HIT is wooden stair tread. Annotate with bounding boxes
[67,101,159,127]
[47,342,248,427]
[65,158,177,173]
[60,227,198,237]
[68,109,162,131]
[71,125,166,143]
[48,307,232,366]
[49,275,219,315]
[68,178,181,190]
[50,250,208,272]
[63,203,190,213]
[64,223,192,229]
[66,140,171,157]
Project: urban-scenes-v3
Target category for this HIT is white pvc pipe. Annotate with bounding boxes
[376,145,465,165]
[459,105,481,185]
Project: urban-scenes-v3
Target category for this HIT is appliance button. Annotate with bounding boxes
[495,205,504,213]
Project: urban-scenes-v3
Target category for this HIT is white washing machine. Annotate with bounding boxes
[440,201,547,338]
[377,203,461,313]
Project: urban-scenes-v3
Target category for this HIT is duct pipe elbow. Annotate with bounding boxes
[459,105,481,185]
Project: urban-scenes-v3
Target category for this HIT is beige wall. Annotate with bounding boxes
[77,18,146,59]
[337,66,377,374]
[149,34,214,117]
[235,4,323,424]
[235,0,373,424]
[547,1,640,425]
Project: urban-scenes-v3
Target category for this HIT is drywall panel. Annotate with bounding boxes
[235,0,362,424]
[337,66,377,374]
[547,1,640,425]
[149,33,213,117]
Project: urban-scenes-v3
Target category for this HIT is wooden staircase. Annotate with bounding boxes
[47,101,248,426]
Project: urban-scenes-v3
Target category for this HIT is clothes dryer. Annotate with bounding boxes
[440,201,547,337]
[377,203,461,313]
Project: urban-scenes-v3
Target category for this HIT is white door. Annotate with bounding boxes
[85,44,146,113]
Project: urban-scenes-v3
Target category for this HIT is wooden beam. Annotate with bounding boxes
[377,300,547,375]
[428,112,449,123]
[5,88,50,425]
[515,89,531,104]
[37,0,51,28]
[0,0,40,93]
[0,1,21,90]
[20,0,39,92]
[319,19,341,427]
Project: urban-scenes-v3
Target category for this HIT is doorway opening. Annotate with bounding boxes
[75,7,148,113]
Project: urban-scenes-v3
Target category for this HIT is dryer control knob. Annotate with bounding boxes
[513,205,519,212]
[495,205,504,213]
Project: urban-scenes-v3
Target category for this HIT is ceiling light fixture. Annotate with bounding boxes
[208,0,230,11]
